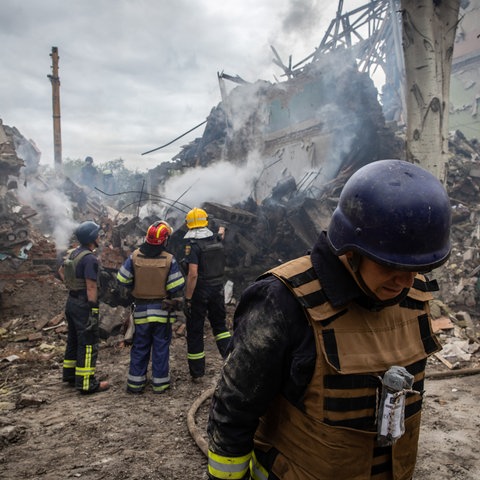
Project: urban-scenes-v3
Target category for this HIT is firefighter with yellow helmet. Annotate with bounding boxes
[207,160,452,479]
[183,207,231,382]
[117,220,185,394]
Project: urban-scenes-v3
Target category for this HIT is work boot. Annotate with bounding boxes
[126,387,145,394]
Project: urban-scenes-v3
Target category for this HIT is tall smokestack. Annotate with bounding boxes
[48,46,62,172]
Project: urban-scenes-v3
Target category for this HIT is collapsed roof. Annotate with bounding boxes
[166,52,402,205]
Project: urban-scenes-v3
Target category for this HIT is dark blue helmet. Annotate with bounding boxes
[75,221,100,245]
[327,159,451,271]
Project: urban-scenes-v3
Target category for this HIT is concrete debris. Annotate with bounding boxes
[1,354,20,363]
[441,338,480,362]
[17,393,46,408]
[0,424,26,444]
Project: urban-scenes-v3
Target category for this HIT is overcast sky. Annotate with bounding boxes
[0,0,371,172]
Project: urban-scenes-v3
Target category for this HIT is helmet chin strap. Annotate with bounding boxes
[348,253,377,298]
[347,253,408,307]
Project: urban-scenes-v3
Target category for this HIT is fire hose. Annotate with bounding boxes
[186,386,215,457]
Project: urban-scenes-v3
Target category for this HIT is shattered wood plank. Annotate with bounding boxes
[28,332,43,341]
[47,312,64,326]
[434,352,455,370]
[35,317,52,330]
[468,264,480,277]
[431,316,454,333]
[43,321,66,331]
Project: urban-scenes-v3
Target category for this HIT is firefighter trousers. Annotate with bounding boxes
[63,295,101,393]
[186,283,231,378]
[127,321,172,393]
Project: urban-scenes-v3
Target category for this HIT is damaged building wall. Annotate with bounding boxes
[445,0,480,139]
[254,58,399,202]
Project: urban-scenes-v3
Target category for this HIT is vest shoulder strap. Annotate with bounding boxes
[70,248,92,261]
[132,248,172,260]
[266,256,344,323]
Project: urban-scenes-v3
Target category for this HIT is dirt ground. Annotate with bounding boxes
[1,274,479,480]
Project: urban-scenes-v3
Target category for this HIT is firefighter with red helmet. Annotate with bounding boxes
[59,220,110,394]
[183,207,231,382]
[117,220,185,394]
[207,160,452,479]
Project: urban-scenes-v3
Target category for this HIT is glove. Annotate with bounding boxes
[87,302,99,331]
[163,298,183,312]
[183,298,192,319]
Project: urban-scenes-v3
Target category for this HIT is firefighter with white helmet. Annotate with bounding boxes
[207,160,452,479]
[183,207,231,382]
[59,220,110,394]
[117,220,185,394]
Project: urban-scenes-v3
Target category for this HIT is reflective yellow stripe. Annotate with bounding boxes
[167,277,185,289]
[208,450,251,479]
[250,451,269,480]
[134,316,173,325]
[215,331,232,341]
[188,351,206,360]
[75,345,96,390]
[152,384,170,393]
[63,359,76,369]
[76,367,95,376]
[116,275,131,285]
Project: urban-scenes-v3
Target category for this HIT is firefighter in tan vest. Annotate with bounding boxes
[207,160,452,480]
[117,221,185,394]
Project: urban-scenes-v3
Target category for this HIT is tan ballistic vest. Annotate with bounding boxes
[254,256,441,480]
[131,249,172,299]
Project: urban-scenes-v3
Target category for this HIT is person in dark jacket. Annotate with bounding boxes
[117,220,185,394]
[206,160,452,480]
[182,207,231,382]
[59,220,110,394]
[80,156,98,188]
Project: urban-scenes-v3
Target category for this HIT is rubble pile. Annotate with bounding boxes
[436,130,480,313]
[147,57,404,202]
[1,63,479,371]
[0,127,479,319]
[0,121,28,253]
